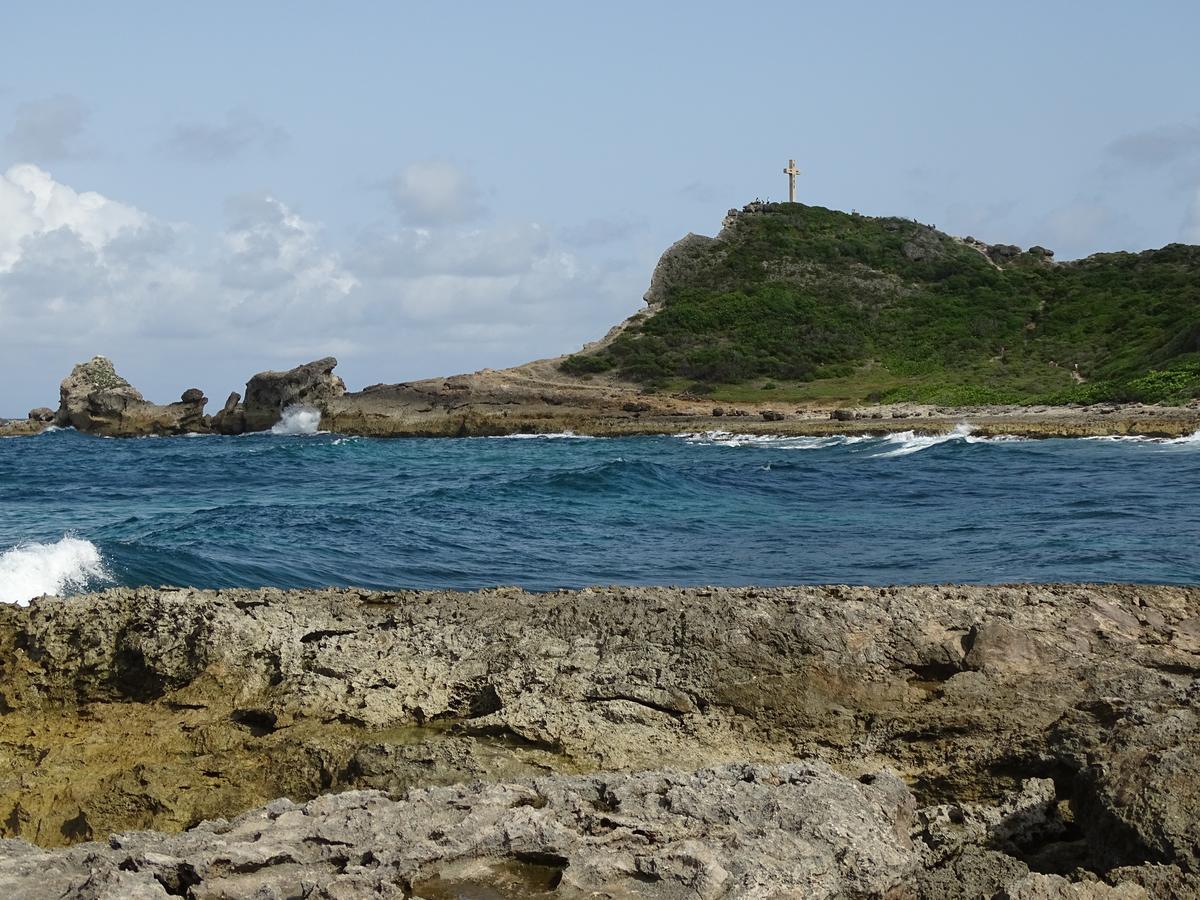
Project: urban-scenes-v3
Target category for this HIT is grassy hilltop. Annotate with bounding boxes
[562,203,1200,405]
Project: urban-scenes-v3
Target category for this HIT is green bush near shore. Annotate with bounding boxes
[562,203,1200,404]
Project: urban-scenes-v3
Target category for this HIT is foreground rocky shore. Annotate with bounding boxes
[1,354,1197,441]
[0,584,1197,897]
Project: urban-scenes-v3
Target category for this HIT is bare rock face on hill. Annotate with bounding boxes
[54,356,209,436]
[0,584,1197,896]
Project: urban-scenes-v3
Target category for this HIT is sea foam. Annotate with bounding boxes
[872,424,1025,457]
[488,431,595,440]
[1165,429,1200,446]
[271,405,324,435]
[0,536,111,606]
[678,431,871,449]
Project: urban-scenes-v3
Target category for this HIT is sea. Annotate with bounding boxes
[2,422,1198,605]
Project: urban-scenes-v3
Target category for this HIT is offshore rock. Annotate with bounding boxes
[210,391,244,435]
[0,584,1197,895]
[240,356,346,432]
[0,763,919,899]
[54,357,209,436]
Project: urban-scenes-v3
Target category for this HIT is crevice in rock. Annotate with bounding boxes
[152,862,202,897]
[1142,659,1200,676]
[59,811,91,842]
[230,708,278,736]
[454,723,567,756]
[584,693,686,718]
[905,662,962,682]
[109,646,167,702]
[467,683,503,718]
[986,758,1161,877]
[300,629,356,644]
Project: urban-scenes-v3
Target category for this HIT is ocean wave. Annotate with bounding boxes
[870,424,1026,457]
[1084,429,1200,447]
[677,431,872,450]
[487,431,596,440]
[271,405,325,435]
[1164,429,1200,445]
[0,536,111,605]
[502,457,686,495]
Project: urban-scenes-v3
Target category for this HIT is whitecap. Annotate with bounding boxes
[871,423,1024,457]
[677,431,872,450]
[488,431,595,440]
[0,536,112,606]
[271,405,325,435]
[1164,429,1200,446]
[1081,435,1156,443]
[1083,429,1200,447]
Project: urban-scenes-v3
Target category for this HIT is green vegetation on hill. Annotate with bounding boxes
[561,204,1200,405]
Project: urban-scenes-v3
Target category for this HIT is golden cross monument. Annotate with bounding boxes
[784,158,801,203]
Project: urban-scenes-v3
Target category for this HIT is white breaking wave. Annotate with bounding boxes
[488,431,595,440]
[0,536,111,606]
[870,423,1026,457]
[1165,429,1200,446]
[271,405,324,435]
[679,425,1027,455]
[1084,429,1200,447]
[678,431,872,450]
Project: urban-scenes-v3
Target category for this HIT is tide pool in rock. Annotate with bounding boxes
[1,427,1198,603]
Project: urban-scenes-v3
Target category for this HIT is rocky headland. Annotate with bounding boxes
[1,583,1197,897]
[4,202,1199,441]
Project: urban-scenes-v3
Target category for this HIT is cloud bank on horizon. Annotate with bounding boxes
[0,160,639,414]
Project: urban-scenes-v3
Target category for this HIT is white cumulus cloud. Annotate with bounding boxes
[0,166,646,414]
[0,164,146,270]
[389,160,484,225]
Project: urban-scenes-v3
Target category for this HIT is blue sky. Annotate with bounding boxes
[2,1,1198,414]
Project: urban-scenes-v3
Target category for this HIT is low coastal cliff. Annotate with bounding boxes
[1,584,1197,896]
[2,353,1197,440]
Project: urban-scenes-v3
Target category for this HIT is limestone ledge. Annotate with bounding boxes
[0,583,1197,897]
[5,352,1198,439]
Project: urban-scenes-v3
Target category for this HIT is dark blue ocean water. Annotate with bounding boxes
[1,426,1198,603]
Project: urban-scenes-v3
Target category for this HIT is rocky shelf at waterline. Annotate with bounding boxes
[2,353,1198,441]
[0,584,1197,897]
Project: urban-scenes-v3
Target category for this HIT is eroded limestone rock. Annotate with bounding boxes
[0,584,1196,895]
[0,763,920,899]
[240,356,346,432]
[53,356,208,436]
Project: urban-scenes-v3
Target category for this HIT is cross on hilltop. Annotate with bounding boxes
[783,159,801,203]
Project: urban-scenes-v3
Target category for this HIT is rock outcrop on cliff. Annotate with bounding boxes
[0,584,1197,896]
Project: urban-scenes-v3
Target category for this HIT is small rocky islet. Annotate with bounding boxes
[0,583,1198,897]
